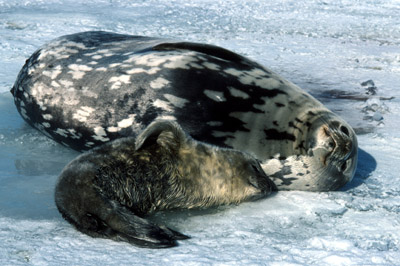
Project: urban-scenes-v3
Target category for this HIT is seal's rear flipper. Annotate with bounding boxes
[163,227,191,240]
[56,183,189,248]
[72,202,189,248]
[98,204,190,248]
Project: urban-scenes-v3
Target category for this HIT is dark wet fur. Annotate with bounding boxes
[55,129,188,248]
[55,121,272,248]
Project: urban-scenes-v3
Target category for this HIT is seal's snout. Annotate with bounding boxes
[322,121,358,179]
[329,123,354,161]
[311,120,356,170]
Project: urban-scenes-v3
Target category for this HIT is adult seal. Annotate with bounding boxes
[11,31,358,191]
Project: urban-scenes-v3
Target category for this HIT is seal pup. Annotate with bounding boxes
[12,31,358,191]
[55,120,274,248]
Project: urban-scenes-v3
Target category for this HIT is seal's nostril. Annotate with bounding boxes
[340,126,350,136]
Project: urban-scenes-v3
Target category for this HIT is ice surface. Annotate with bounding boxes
[1,0,400,265]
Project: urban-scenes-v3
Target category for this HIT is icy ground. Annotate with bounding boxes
[1,0,400,265]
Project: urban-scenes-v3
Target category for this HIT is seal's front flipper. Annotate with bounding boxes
[94,203,189,248]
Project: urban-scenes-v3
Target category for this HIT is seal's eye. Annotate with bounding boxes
[251,164,261,174]
[340,126,350,137]
[341,160,348,172]
[251,163,266,177]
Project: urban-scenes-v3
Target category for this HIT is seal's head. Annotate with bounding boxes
[262,108,358,192]
[296,111,358,191]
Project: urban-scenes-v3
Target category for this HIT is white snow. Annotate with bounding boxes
[1,0,400,265]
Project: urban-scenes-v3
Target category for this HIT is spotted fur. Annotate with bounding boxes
[12,31,357,191]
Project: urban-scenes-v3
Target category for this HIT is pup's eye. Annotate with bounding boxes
[251,164,264,175]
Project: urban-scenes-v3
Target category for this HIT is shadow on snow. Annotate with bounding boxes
[340,148,377,191]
